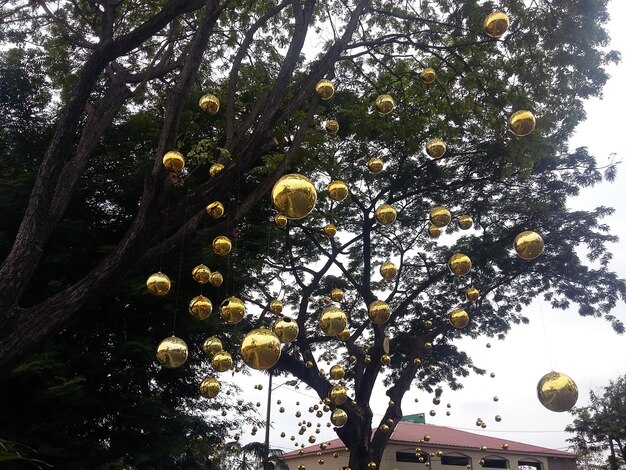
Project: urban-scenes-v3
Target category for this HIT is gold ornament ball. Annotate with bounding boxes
[275,213,288,229]
[271,173,318,220]
[324,224,337,237]
[375,204,397,225]
[430,206,452,228]
[273,316,300,344]
[368,462,377,470]
[211,350,233,372]
[449,308,470,329]
[202,336,223,358]
[380,424,390,433]
[209,162,224,177]
[495,415,502,422]
[426,138,447,159]
[420,68,436,84]
[368,157,384,174]
[375,94,396,115]
[156,336,188,368]
[315,79,335,100]
[484,12,510,38]
[220,296,246,324]
[199,376,221,398]
[189,295,213,320]
[269,299,284,315]
[368,300,391,325]
[192,264,211,284]
[328,180,349,202]
[212,235,232,256]
[325,119,339,134]
[514,231,544,260]
[209,271,223,287]
[337,328,351,341]
[199,93,220,115]
[330,364,345,380]
[305,360,314,368]
[364,355,371,364]
[147,272,171,296]
[329,385,348,405]
[380,354,391,366]
[508,110,536,137]
[380,261,398,280]
[330,288,344,302]
[458,214,473,230]
[502,443,509,450]
[163,150,185,173]
[240,328,282,370]
[466,287,480,302]
[319,306,348,336]
[448,253,472,276]
[206,201,225,219]
[308,436,316,444]
[537,371,579,412]
[428,224,443,239]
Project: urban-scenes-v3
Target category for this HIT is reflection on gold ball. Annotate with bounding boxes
[428,224,443,239]
[275,214,288,229]
[368,300,391,325]
[380,354,391,366]
[484,12,510,38]
[315,79,335,100]
[147,272,171,296]
[466,287,480,302]
[426,138,447,159]
[537,371,578,412]
[328,180,349,202]
[189,295,213,320]
[199,94,220,115]
[508,110,536,137]
[449,308,470,329]
[273,316,300,343]
[514,231,544,260]
[212,235,232,256]
[202,336,223,358]
[240,328,282,370]
[458,214,473,230]
[375,204,397,225]
[220,296,246,324]
[206,201,224,219]
[199,376,220,398]
[192,264,211,284]
[269,299,284,315]
[331,288,344,302]
[211,350,233,372]
[209,271,223,287]
[323,224,337,237]
[326,119,339,134]
[163,150,185,173]
[330,364,345,380]
[156,336,188,368]
[209,163,224,177]
[329,385,348,405]
[368,157,384,174]
[271,174,318,220]
[380,261,398,280]
[319,306,347,336]
[375,94,395,115]
[448,253,472,276]
[430,206,451,228]
[420,68,436,84]
[337,328,351,341]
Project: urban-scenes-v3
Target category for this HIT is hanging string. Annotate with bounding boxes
[172,189,192,336]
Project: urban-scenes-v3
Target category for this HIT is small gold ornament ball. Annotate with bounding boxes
[430,206,452,228]
[380,261,398,280]
[330,288,344,302]
[424,342,432,350]
[330,364,345,380]
[211,350,233,372]
[202,336,223,358]
[537,371,579,412]
[380,354,391,366]
[508,110,536,136]
[209,162,224,177]
[192,264,211,284]
[156,336,188,368]
[426,138,447,159]
[449,308,470,329]
[212,235,232,256]
[240,328,282,370]
[420,68,436,84]
[308,436,316,444]
[273,316,300,343]
[206,201,225,219]
[329,385,348,405]
[298,465,306,470]
[514,231,544,260]
[209,271,223,287]
[328,180,349,202]
[325,119,339,134]
[220,296,246,324]
[457,214,473,230]
[163,150,185,173]
[337,328,351,341]
[189,295,213,320]
[428,224,443,239]
[368,157,384,174]
[375,203,397,225]
[466,287,480,302]
[448,253,472,276]
[274,213,288,228]
[319,306,348,336]
[380,423,390,433]
[199,93,220,115]
[495,415,502,422]
[368,462,377,470]
[364,355,371,364]
[305,360,314,368]
[484,12,510,38]
[272,173,318,220]
[269,299,284,315]
[502,443,509,450]
[330,409,348,427]
[199,376,220,398]
[324,224,337,237]
[147,272,171,296]
[318,459,324,465]
[315,79,335,100]
[423,434,431,442]
[368,300,392,325]
[375,94,396,115]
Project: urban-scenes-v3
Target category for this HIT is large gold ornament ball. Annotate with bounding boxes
[206,201,225,219]
[380,261,398,280]
[329,385,348,405]
[537,372,579,412]
[368,300,391,325]
[192,264,211,284]
[457,214,473,230]
[448,253,472,276]
[209,271,223,287]
[508,110,536,137]
[428,224,443,239]
[319,306,348,336]
[211,350,233,372]
[209,162,224,177]
[147,272,171,296]
[368,157,384,174]
[514,231,544,260]
[315,79,335,100]
[212,235,232,256]
[202,336,223,358]
[156,336,188,368]
[271,174,318,220]
[426,138,447,159]
[430,206,452,228]
[375,94,396,115]
[240,328,282,370]
[420,67,436,84]
[375,204,397,225]
[324,224,337,237]
[199,93,220,115]
[189,295,213,320]
[220,296,246,324]
[273,316,300,343]
[484,11,510,38]
[274,213,288,229]
[269,299,284,315]
[330,409,348,428]
[449,308,470,329]
[328,180,349,202]
[325,119,339,134]
[199,376,221,398]
[163,150,185,173]
[337,328,351,341]
[330,364,345,380]
[331,288,344,302]
[466,287,480,302]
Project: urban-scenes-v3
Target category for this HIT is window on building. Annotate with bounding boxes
[396,451,430,463]
[519,460,542,470]
[442,455,471,466]
[481,457,508,468]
